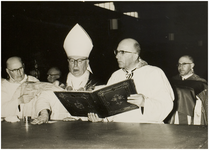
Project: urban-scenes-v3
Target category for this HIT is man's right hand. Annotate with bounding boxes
[31,109,49,125]
[87,113,103,122]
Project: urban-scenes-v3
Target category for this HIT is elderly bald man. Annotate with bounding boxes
[1,56,39,120]
[88,38,174,123]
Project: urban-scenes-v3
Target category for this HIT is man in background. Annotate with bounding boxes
[173,55,207,82]
[169,55,207,125]
[47,67,65,88]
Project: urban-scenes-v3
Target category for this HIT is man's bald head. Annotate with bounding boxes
[47,67,61,75]
[115,38,141,70]
[118,38,141,55]
[6,57,23,69]
[179,55,194,63]
[47,67,62,83]
[6,56,25,82]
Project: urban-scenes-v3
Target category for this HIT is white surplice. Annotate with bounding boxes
[106,65,174,123]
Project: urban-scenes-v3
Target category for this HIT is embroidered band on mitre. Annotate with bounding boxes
[63,23,93,73]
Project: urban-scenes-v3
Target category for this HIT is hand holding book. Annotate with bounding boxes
[87,94,146,123]
[127,94,146,107]
[54,79,139,118]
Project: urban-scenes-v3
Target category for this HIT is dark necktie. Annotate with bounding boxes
[125,68,136,79]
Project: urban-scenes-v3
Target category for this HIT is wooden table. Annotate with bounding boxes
[1,120,208,149]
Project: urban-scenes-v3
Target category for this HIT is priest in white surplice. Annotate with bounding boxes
[88,38,174,123]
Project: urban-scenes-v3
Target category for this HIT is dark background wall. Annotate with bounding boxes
[1,1,208,83]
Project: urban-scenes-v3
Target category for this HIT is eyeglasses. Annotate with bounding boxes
[177,63,192,67]
[68,58,87,64]
[7,66,23,73]
[114,50,137,55]
[47,74,60,77]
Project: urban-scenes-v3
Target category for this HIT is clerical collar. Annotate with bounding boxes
[181,73,193,80]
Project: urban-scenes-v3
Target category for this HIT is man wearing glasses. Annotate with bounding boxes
[63,23,101,92]
[31,23,101,124]
[173,55,207,82]
[169,55,207,125]
[1,56,39,121]
[88,38,174,123]
[47,67,65,88]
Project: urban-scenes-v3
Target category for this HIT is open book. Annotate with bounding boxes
[54,79,139,118]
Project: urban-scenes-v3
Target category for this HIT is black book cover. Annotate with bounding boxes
[54,79,139,118]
